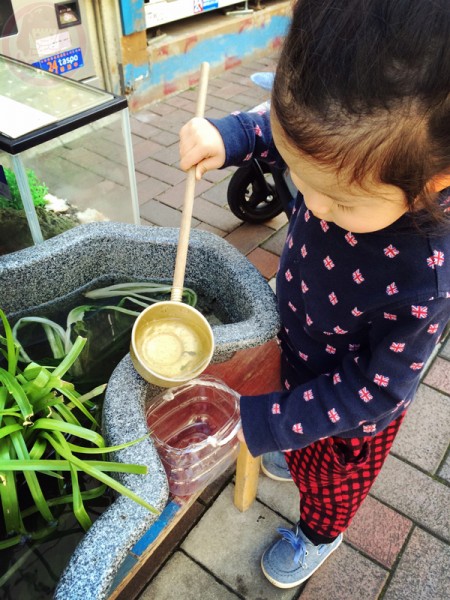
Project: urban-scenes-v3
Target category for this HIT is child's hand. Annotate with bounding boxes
[179,117,226,180]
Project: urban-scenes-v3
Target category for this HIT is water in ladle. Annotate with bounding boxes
[136,316,212,379]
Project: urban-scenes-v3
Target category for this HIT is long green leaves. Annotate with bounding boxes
[0,309,159,550]
[12,281,198,371]
[84,281,197,306]
[0,309,19,375]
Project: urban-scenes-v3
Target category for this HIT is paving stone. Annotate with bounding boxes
[423,357,450,395]
[80,135,128,164]
[149,129,179,147]
[146,102,178,117]
[253,56,277,68]
[233,64,263,76]
[224,223,273,255]
[156,178,213,209]
[255,473,299,523]
[247,247,280,280]
[229,93,269,110]
[265,211,289,231]
[206,96,245,113]
[147,117,186,135]
[439,337,450,360]
[208,82,251,100]
[191,197,242,232]
[193,222,227,237]
[72,181,134,222]
[165,95,197,111]
[391,384,450,473]
[300,543,387,600]
[217,71,249,85]
[60,145,106,171]
[153,184,185,210]
[88,158,129,186]
[204,108,230,120]
[132,139,164,164]
[345,495,412,568]
[178,88,200,101]
[181,484,296,600]
[140,217,155,226]
[207,80,225,94]
[132,110,160,124]
[261,223,289,256]
[162,107,198,128]
[135,170,148,183]
[94,125,125,144]
[135,158,186,185]
[140,552,239,600]
[370,455,450,541]
[137,177,171,204]
[383,528,450,600]
[438,454,450,483]
[198,464,236,506]
[200,177,233,207]
[130,118,161,139]
[139,199,199,229]
[43,164,103,198]
[202,168,235,184]
[145,142,181,166]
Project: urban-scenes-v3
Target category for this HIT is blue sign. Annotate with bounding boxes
[204,0,219,10]
[194,0,219,12]
[32,48,84,76]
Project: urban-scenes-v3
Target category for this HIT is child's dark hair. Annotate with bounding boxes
[272,0,450,230]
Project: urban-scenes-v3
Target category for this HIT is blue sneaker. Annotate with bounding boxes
[250,71,275,91]
[261,451,292,481]
[261,525,343,588]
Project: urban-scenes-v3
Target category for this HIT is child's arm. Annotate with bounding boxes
[240,296,450,457]
[179,110,281,178]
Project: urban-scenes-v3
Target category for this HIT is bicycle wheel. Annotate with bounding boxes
[227,162,283,223]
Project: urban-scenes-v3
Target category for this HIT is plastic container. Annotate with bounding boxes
[146,376,241,496]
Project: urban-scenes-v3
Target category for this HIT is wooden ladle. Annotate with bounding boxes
[130,62,214,387]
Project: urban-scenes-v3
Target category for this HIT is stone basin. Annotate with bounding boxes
[0,222,279,599]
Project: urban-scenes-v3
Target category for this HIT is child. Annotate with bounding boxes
[179,0,450,589]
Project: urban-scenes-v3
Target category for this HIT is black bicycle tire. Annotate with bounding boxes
[227,164,284,223]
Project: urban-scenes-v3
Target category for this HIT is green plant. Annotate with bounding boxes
[0,308,158,550]
[0,168,48,210]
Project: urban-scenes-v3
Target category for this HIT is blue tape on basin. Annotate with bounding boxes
[130,500,181,556]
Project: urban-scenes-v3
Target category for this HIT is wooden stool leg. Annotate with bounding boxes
[234,442,260,512]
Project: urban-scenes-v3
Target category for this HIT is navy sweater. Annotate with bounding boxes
[210,111,450,458]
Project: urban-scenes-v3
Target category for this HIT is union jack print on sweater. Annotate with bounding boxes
[210,111,450,458]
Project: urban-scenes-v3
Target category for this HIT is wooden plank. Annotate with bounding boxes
[108,493,202,600]
[234,442,261,512]
[205,338,281,395]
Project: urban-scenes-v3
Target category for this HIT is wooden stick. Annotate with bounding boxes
[171,62,210,302]
[234,442,261,512]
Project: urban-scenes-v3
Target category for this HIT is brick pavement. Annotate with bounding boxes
[123,55,450,600]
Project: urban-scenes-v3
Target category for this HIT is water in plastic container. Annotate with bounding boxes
[146,376,241,496]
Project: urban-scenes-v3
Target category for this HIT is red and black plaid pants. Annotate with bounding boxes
[284,412,405,540]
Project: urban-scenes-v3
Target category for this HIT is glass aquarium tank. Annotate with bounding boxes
[0,54,139,256]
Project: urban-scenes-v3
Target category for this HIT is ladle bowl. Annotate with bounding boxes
[130,301,214,388]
